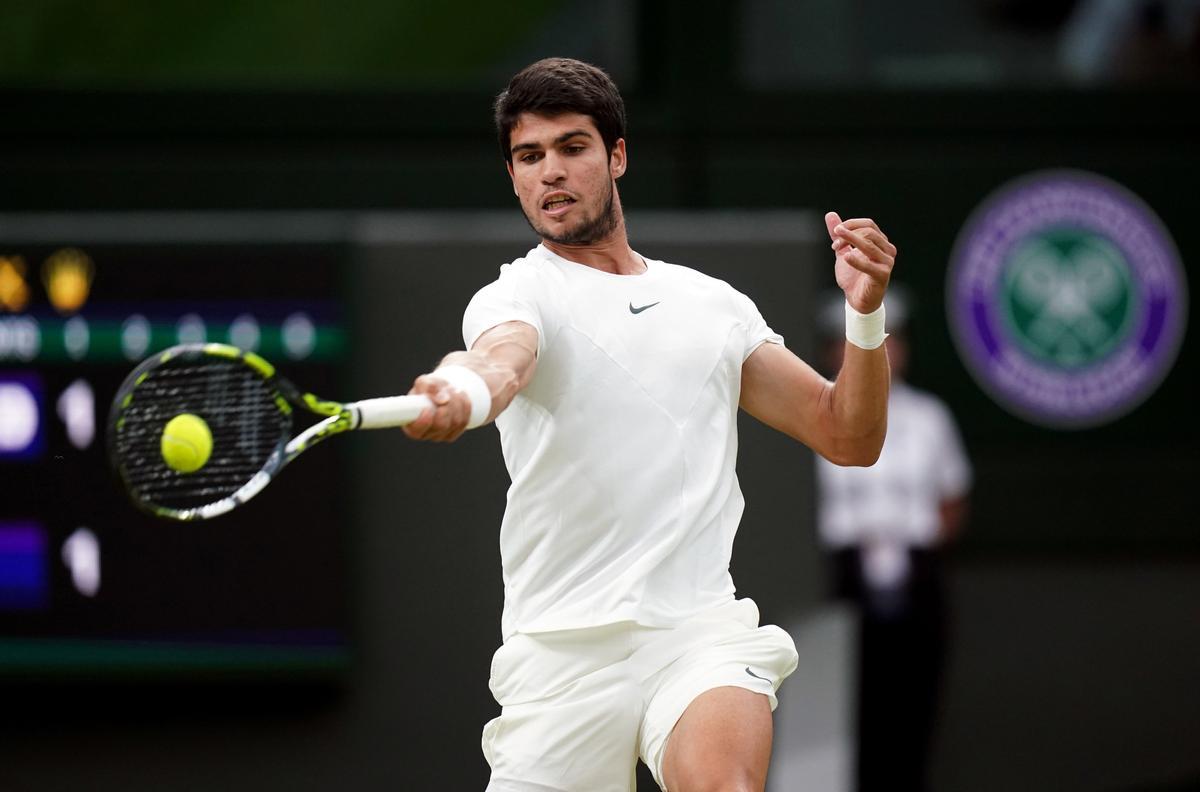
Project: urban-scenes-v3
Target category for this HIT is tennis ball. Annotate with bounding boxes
[161,413,213,474]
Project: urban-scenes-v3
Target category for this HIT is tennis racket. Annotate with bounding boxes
[107,342,431,521]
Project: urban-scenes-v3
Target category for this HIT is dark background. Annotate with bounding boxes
[2,1,1198,790]
[0,233,351,669]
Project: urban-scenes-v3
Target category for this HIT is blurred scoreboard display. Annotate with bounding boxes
[0,213,350,678]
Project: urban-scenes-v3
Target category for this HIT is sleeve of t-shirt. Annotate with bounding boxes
[734,288,785,360]
[932,401,973,499]
[461,260,545,354]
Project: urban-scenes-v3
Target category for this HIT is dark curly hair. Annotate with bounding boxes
[494,58,626,164]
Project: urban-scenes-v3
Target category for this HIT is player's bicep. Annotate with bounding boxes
[739,341,832,450]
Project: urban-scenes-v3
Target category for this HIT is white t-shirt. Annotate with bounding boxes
[816,381,971,550]
[463,244,783,639]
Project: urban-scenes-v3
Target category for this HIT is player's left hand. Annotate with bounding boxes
[825,212,896,314]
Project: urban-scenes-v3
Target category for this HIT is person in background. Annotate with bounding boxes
[815,285,971,792]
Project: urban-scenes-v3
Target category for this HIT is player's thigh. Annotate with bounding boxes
[636,602,797,789]
[484,628,642,792]
[661,685,773,792]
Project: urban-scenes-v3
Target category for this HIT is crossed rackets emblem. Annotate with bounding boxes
[1002,233,1132,368]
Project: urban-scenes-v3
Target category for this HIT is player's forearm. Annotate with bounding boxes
[404,323,537,441]
[437,349,525,421]
[824,342,889,466]
[440,325,538,422]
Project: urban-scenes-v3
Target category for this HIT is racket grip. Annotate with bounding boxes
[352,395,434,429]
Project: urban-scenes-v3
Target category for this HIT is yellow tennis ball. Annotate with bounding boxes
[161,413,213,474]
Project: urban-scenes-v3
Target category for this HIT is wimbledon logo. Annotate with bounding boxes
[947,170,1187,429]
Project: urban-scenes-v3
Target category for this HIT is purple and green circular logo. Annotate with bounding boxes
[947,170,1187,429]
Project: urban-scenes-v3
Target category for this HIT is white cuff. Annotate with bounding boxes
[432,365,492,429]
[845,300,888,350]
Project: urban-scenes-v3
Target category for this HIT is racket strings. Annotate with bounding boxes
[113,360,290,509]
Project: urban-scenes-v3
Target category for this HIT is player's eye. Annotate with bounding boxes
[520,152,542,164]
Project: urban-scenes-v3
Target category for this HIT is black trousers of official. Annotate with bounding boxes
[830,547,948,792]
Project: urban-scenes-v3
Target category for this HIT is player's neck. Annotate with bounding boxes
[543,239,642,275]
[541,205,644,276]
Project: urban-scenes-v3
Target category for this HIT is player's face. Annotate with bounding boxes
[506,112,626,246]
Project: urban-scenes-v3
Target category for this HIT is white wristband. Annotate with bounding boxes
[845,300,888,350]
[431,365,492,429]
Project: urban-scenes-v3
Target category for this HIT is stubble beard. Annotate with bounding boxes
[524,179,618,247]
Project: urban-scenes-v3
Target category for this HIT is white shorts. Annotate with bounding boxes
[481,598,798,792]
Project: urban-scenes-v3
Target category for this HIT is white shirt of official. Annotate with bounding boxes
[463,244,783,640]
[816,381,972,588]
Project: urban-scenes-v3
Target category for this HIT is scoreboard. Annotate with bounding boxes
[0,213,351,678]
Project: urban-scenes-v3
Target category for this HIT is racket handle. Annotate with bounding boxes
[351,395,434,429]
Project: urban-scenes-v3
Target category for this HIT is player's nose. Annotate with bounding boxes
[540,152,567,183]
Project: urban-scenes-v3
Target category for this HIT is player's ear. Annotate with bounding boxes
[609,139,627,180]
[506,161,518,196]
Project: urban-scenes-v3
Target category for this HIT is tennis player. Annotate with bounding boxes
[404,58,896,792]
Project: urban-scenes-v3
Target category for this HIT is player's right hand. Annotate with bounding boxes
[402,373,473,442]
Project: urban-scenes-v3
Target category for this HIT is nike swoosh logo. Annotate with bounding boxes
[629,301,660,314]
[745,667,772,683]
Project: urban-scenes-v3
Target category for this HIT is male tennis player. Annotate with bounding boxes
[404,58,896,792]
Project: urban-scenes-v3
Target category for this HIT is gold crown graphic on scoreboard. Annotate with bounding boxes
[42,248,95,314]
